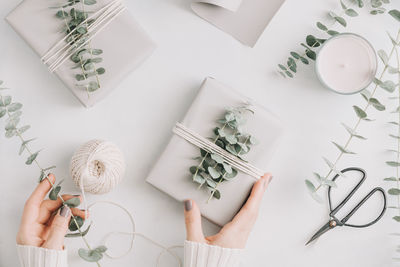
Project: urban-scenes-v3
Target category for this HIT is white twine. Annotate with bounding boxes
[41,0,126,72]
[70,140,182,266]
[70,139,126,195]
[173,122,265,179]
[87,201,182,267]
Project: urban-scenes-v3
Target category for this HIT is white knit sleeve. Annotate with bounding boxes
[184,240,242,267]
[16,245,68,267]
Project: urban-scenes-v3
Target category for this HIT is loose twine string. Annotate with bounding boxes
[173,122,265,179]
[41,0,126,72]
[70,140,182,266]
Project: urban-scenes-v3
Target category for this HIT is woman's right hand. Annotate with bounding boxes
[183,173,272,249]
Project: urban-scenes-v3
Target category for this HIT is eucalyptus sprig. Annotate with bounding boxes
[305,11,400,203]
[189,105,258,201]
[0,82,106,265]
[54,0,106,96]
[385,44,400,224]
[278,0,392,78]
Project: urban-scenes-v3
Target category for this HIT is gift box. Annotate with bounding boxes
[146,77,283,226]
[6,0,156,107]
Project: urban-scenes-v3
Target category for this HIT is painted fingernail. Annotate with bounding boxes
[184,200,192,211]
[264,176,273,189]
[60,205,70,217]
[73,194,80,197]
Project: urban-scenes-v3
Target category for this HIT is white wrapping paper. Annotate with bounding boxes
[6,0,156,107]
[146,77,284,226]
[191,0,286,47]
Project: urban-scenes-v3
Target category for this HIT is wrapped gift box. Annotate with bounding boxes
[146,77,284,226]
[6,0,156,107]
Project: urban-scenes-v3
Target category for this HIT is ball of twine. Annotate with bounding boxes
[70,139,126,194]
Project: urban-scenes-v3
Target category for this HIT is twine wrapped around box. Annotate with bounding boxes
[146,77,284,226]
[6,0,156,107]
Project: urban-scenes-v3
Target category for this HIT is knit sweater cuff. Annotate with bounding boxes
[184,240,242,267]
[16,245,68,267]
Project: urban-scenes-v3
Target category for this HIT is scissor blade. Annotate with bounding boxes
[305,222,332,245]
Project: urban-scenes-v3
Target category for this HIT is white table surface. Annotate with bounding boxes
[1,0,400,266]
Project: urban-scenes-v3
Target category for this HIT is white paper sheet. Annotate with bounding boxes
[146,77,284,226]
[191,0,286,47]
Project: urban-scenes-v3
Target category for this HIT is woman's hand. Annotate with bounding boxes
[16,174,87,250]
[183,173,272,249]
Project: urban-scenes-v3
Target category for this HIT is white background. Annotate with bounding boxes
[1,0,400,266]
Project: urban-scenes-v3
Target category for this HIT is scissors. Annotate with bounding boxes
[306,167,387,245]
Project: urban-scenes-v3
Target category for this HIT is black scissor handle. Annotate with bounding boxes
[328,167,387,228]
[328,167,366,216]
[342,187,386,227]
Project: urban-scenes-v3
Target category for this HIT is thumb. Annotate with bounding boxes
[43,205,71,250]
[183,199,205,243]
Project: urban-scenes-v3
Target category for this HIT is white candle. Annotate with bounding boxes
[316,33,377,94]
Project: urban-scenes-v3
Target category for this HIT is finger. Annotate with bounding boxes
[42,205,71,250]
[70,208,89,220]
[39,195,83,224]
[184,199,205,243]
[231,173,272,227]
[42,195,83,212]
[26,174,56,207]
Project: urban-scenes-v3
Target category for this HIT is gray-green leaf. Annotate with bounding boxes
[389,9,400,22]
[353,106,367,119]
[208,167,221,179]
[378,50,389,65]
[65,197,81,208]
[389,188,400,195]
[26,151,39,165]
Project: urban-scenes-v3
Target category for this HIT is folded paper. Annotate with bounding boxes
[146,77,284,226]
[6,0,156,107]
[191,0,286,47]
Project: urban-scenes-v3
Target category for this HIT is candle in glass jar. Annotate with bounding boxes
[316,33,377,95]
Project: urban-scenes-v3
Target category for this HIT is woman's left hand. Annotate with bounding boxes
[16,174,87,250]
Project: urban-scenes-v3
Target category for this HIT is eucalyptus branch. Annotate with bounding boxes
[189,105,258,201]
[0,85,104,265]
[384,44,400,223]
[278,0,393,78]
[305,26,400,203]
[55,0,105,95]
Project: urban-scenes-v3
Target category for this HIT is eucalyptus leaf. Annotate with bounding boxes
[18,125,30,134]
[327,30,339,36]
[19,138,36,155]
[78,248,103,262]
[26,151,39,165]
[278,64,287,71]
[378,50,389,65]
[211,153,224,164]
[389,9,400,22]
[0,109,6,118]
[65,197,81,208]
[290,52,300,59]
[208,167,221,179]
[353,105,367,119]
[387,161,400,167]
[332,141,355,154]
[369,98,385,111]
[384,177,399,181]
[66,222,92,238]
[345,9,358,16]
[69,216,84,231]
[7,103,22,112]
[49,185,61,200]
[316,22,328,31]
[224,168,238,179]
[389,188,400,195]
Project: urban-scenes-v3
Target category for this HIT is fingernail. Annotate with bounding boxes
[264,176,273,189]
[60,205,70,217]
[184,200,192,211]
[73,194,80,197]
